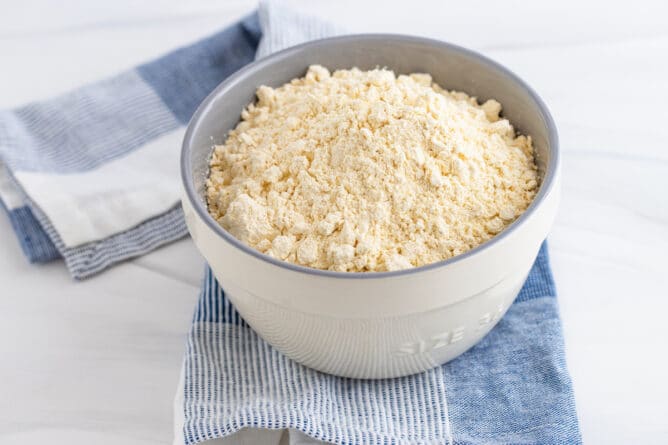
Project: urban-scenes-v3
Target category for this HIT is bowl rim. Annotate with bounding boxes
[181,33,559,280]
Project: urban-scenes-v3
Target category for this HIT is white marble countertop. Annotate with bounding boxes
[1,1,667,443]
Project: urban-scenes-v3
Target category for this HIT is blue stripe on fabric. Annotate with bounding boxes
[60,205,188,279]
[193,270,247,327]
[515,242,556,302]
[0,71,180,173]
[445,296,580,444]
[137,13,261,124]
[4,205,60,263]
[181,243,580,444]
[17,199,188,280]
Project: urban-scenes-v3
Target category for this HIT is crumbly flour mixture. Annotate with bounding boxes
[206,65,538,272]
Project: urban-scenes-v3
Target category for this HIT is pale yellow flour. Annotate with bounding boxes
[206,65,538,272]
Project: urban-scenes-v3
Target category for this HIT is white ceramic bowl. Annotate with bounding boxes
[181,35,560,379]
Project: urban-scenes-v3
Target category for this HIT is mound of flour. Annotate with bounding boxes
[206,65,538,272]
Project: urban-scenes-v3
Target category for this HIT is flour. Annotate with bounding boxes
[206,65,538,272]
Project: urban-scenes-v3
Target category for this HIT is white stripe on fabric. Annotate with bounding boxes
[442,371,454,445]
[173,362,187,445]
[256,0,345,60]
[15,127,185,248]
[0,163,26,210]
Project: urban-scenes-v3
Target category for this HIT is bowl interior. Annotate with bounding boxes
[182,34,556,270]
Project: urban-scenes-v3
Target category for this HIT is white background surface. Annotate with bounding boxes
[1,1,667,443]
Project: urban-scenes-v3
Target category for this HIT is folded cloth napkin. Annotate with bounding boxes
[0,13,262,279]
[172,3,581,445]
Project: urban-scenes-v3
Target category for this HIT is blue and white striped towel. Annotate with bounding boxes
[175,243,580,445]
[0,13,262,279]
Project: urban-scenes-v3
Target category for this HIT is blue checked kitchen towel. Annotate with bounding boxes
[0,12,262,279]
[175,243,580,445]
